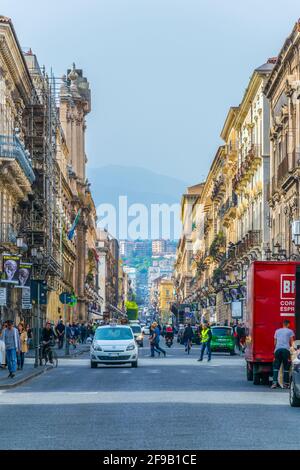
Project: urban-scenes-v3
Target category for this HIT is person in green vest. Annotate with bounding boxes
[197,320,212,362]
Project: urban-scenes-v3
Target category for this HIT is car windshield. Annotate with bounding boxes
[131,325,141,334]
[212,327,232,337]
[95,327,134,341]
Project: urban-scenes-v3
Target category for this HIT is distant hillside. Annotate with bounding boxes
[87,165,187,240]
[87,165,187,206]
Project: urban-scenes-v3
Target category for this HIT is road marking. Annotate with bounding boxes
[0,390,289,406]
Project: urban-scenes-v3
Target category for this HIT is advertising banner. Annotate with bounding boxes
[208,295,216,307]
[2,254,20,285]
[223,288,232,304]
[17,262,32,288]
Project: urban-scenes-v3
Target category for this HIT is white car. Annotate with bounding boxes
[142,326,150,335]
[90,325,139,368]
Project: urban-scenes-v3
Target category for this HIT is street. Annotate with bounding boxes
[0,338,298,450]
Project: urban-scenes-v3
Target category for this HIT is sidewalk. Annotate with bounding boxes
[0,344,90,389]
[0,362,52,389]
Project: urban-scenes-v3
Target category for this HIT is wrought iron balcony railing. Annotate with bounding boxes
[0,134,35,184]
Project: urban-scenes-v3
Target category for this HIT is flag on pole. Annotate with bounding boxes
[67,209,81,240]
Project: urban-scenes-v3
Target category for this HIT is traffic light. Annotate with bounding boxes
[31,280,48,305]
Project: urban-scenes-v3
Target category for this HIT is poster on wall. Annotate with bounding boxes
[229,285,240,302]
[238,283,247,301]
[16,262,32,288]
[223,288,232,304]
[1,254,20,285]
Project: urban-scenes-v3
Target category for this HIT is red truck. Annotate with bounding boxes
[245,261,300,385]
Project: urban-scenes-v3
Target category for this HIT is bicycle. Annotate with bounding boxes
[39,340,58,368]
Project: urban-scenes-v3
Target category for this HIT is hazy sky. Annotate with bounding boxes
[1,0,300,183]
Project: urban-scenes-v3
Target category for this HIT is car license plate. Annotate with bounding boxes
[109,353,119,357]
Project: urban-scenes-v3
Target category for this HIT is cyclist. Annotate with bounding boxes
[183,323,194,353]
[41,321,56,364]
[165,324,174,340]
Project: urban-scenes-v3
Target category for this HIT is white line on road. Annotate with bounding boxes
[0,390,289,406]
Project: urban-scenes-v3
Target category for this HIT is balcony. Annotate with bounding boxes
[235,230,262,258]
[0,223,17,245]
[211,176,226,201]
[204,212,213,234]
[218,194,238,226]
[0,134,35,184]
[233,144,262,192]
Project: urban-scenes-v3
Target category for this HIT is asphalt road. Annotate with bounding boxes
[0,337,299,450]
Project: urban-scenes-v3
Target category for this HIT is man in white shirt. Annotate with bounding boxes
[271,320,295,389]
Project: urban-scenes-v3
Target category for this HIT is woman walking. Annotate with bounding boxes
[17,323,28,370]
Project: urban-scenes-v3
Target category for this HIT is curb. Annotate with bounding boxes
[0,365,53,390]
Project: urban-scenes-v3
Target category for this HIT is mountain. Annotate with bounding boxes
[87,165,188,206]
[87,165,188,240]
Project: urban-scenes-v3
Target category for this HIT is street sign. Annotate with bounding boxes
[22,287,32,310]
[59,292,72,304]
[0,287,7,306]
[59,292,77,306]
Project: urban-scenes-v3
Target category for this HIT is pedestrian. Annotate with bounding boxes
[197,321,212,362]
[271,319,295,389]
[17,323,28,370]
[55,319,65,349]
[80,323,87,344]
[233,322,240,352]
[65,322,72,354]
[149,323,160,357]
[237,322,246,354]
[87,323,93,340]
[26,324,33,349]
[0,327,6,368]
[152,322,166,357]
[2,320,20,378]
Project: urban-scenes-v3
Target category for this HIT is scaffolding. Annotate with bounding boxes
[20,59,63,281]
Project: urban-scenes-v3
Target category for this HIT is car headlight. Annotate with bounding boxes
[92,344,102,351]
[126,343,135,351]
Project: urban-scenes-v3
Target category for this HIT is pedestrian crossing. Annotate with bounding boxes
[0,389,289,406]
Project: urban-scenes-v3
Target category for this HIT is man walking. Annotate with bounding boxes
[55,319,65,349]
[152,322,166,357]
[271,319,295,389]
[2,320,20,378]
[197,321,212,362]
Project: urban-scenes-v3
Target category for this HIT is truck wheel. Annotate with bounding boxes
[261,374,270,386]
[246,363,253,381]
[289,379,300,407]
[253,372,260,385]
